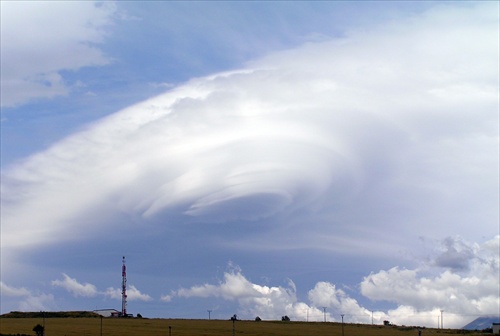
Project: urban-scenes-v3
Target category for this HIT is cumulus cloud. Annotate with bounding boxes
[308,282,371,320]
[0,1,117,107]
[174,267,321,320]
[170,254,498,327]
[360,236,500,325]
[104,285,153,302]
[170,267,377,322]
[171,266,376,322]
[174,238,499,323]
[52,273,99,297]
[433,236,477,270]
[50,274,152,302]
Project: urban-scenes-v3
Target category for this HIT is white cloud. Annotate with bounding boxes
[0,1,117,107]
[174,268,313,320]
[308,282,371,320]
[52,273,99,297]
[160,294,173,302]
[0,2,498,323]
[1,282,55,312]
[433,236,477,270]
[127,285,153,302]
[18,293,56,313]
[173,266,374,322]
[171,249,498,327]
[1,282,31,297]
[105,285,152,302]
[104,287,122,300]
[360,236,500,325]
[1,2,497,256]
[50,274,152,302]
[149,82,176,90]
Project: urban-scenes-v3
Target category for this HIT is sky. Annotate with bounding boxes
[1,0,499,329]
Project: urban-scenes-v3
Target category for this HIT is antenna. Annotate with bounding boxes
[121,256,127,317]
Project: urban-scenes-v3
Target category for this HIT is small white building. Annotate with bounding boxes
[492,323,500,334]
[94,309,120,317]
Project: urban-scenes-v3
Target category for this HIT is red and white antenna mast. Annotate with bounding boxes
[121,256,127,317]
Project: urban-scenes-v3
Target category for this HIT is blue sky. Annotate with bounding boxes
[1,1,499,328]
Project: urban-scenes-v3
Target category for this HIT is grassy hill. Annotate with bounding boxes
[0,316,491,336]
[1,311,101,318]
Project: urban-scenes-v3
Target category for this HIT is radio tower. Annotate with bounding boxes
[121,256,127,317]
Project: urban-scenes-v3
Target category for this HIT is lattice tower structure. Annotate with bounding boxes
[121,256,127,316]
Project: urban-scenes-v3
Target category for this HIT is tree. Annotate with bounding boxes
[137,313,142,318]
[255,316,262,321]
[33,324,44,336]
[281,315,290,321]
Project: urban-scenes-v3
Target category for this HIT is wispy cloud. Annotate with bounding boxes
[1,282,32,297]
[0,1,117,107]
[0,282,55,311]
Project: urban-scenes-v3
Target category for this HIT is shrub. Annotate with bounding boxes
[32,324,44,336]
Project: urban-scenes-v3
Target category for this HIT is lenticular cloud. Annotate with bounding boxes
[1,2,498,256]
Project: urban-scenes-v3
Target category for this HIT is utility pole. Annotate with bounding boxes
[341,314,345,336]
[42,311,45,336]
[322,307,327,322]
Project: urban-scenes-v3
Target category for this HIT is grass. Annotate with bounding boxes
[0,317,486,336]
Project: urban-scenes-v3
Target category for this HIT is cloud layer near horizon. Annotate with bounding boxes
[166,236,499,326]
[2,235,498,327]
[1,2,498,327]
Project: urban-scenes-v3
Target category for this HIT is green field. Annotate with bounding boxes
[0,318,487,336]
